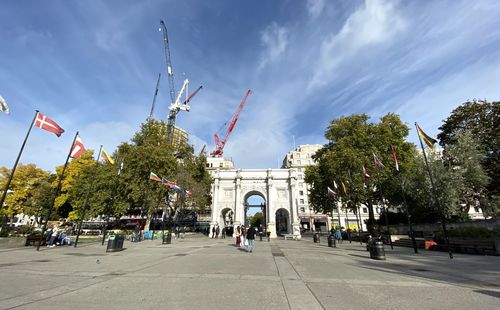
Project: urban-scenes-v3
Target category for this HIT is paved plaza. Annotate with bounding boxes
[0,235,499,310]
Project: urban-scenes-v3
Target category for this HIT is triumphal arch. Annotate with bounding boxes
[209,168,301,239]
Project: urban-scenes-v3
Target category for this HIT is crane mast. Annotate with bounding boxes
[159,20,176,106]
[210,89,252,157]
[159,20,203,144]
[148,73,161,120]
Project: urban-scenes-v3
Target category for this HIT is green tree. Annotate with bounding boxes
[442,130,491,216]
[438,100,500,198]
[306,113,418,231]
[249,212,263,227]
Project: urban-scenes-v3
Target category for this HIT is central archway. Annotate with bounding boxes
[244,191,266,230]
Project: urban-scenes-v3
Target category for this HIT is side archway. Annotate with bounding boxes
[275,208,290,235]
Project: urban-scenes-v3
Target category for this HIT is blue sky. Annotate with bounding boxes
[1,0,500,172]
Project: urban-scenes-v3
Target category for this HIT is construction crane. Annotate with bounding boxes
[159,20,203,143]
[148,73,161,120]
[210,89,252,157]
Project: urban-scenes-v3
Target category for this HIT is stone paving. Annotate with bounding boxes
[0,235,499,309]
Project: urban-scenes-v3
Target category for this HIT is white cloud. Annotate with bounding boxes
[258,23,289,70]
[307,0,326,19]
[310,0,406,88]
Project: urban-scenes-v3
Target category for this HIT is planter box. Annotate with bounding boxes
[0,237,27,248]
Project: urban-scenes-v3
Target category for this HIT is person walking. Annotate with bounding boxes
[258,225,263,241]
[246,225,256,253]
[215,225,220,239]
[235,226,241,247]
[211,226,216,238]
[221,227,226,239]
[241,226,247,248]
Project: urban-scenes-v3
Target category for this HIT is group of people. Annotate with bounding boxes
[210,225,227,239]
[234,225,257,253]
[46,224,71,247]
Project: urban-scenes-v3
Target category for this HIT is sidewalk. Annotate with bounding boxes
[0,235,499,309]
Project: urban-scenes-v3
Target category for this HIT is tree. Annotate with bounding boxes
[249,212,263,227]
[442,130,491,216]
[0,164,53,225]
[438,100,500,198]
[305,113,418,231]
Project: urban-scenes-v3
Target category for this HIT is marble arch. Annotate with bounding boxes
[209,168,301,239]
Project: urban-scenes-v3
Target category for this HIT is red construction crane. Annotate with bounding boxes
[210,89,252,157]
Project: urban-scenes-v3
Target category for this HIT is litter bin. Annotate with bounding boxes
[328,235,336,248]
[313,233,320,243]
[369,240,386,260]
[162,231,172,244]
[106,234,125,252]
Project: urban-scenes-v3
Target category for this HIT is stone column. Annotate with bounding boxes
[289,169,301,239]
[266,169,277,238]
[233,169,243,227]
[210,170,220,234]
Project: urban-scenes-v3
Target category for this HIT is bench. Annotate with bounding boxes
[25,234,47,246]
[431,238,496,255]
[284,234,298,240]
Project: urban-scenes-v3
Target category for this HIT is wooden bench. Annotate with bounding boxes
[431,238,496,255]
[25,234,47,246]
[283,234,298,240]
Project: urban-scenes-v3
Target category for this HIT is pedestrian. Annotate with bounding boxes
[211,226,216,238]
[335,228,343,243]
[47,225,59,247]
[215,225,220,238]
[241,226,247,248]
[258,225,263,241]
[246,225,256,253]
[235,226,241,247]
[221,227,226,239]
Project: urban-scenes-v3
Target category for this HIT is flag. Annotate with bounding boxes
[34,112,64,137]
[363,166,371,178]
[149,172,161,182]
[0,96,9,115]
[70,135,85,158]
[327,186,336,197]
[117,159,124,175]
[391,145,399,171]
[373,153,385,169]
[101,148,115,165]
[161,178,176,187]
[416,123,437,149]
[341,181,348,194]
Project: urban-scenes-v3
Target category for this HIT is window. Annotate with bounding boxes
[206,163,210,168]
[299,199,305,204]
[219,163,223,167]
[363,208,368,214]
[297,160,301,165]
[300,207,305,213]
[297,168,302,172]
[298,182,303,188]
[299,190,304,196]
[298,174,303,180]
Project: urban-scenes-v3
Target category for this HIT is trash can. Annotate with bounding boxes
[369,240,386,260]
[328,235,336,247]
[162,231,172,244]
[313,233,320,243]
[106,235,125,252]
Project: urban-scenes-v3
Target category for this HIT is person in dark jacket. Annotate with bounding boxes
[246,225,256,253]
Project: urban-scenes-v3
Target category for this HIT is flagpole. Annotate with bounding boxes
[415,122,453,259]
[375,171,393,250]
[74,145,102,248]
[0,110,38,212]
[397,171,418,253]
[37,131,79,251]
[102,157,122,245]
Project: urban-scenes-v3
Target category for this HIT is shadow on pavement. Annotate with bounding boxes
[474,290,500,299]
